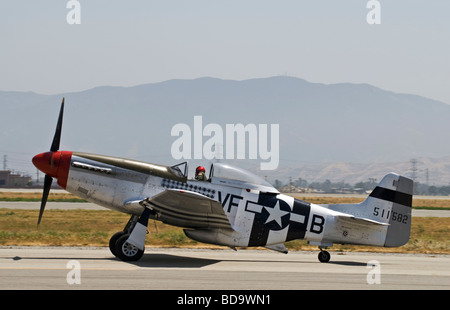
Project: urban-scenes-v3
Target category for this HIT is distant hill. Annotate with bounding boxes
[2,76,450,184]
[270,156,450,185]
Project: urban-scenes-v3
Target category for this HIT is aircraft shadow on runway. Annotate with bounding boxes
[126,253,219,268]
[127,253,309,268]
[328,261,367,267]
[8,253,217,268]
[8,253,368,268]
[125,253,368,268]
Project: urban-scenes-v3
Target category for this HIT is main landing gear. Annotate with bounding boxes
[110,230,144,261]
[318,247,331,263]
[109,211,150,262]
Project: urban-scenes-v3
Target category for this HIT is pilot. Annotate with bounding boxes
[195,166,208,181]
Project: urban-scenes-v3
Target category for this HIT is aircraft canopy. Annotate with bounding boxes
[210,163,279,193]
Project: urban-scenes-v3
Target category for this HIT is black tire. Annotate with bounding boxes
[115,234,144,262]
[318,250,331,263]
[109,231,127,257]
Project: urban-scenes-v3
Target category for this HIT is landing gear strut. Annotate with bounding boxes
[109,214,145,261]
[318,247,331,263]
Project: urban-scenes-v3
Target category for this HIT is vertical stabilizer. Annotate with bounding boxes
[322,173,413,247]
[363,173,413,246]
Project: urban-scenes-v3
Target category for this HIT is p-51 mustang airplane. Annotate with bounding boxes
[32,99,413,262]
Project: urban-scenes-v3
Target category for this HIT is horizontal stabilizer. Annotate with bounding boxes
[335,214,389,227]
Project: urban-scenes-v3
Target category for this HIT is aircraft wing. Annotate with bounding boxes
[135,189,233,230]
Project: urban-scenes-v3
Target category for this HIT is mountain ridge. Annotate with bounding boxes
[1,76,450,184]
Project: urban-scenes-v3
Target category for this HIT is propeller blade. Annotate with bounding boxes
[37,174,53,225]
[50,98,65,152]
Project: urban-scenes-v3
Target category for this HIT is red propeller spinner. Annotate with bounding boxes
[32,150,72,189]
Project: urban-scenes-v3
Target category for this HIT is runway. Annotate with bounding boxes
[1,201,449,217]
[0,247,448,290]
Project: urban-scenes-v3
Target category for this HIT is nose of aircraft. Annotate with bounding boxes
[32,151,72,189]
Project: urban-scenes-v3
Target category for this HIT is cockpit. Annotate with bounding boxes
[170,162,278,193]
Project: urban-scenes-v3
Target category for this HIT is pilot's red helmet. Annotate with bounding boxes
[196,166,206,173]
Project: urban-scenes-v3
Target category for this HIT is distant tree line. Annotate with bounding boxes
[273,177,450,196]
[414,183,450,196]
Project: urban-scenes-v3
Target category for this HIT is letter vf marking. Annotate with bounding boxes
[218,191,243,212]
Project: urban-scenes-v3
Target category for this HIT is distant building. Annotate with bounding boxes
[0,170,32,187]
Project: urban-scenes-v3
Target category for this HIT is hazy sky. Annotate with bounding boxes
[1,0,449,104]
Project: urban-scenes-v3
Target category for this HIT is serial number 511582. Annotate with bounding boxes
[373,207,408,224]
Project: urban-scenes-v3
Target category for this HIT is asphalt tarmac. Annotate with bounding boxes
[0,247,448,290]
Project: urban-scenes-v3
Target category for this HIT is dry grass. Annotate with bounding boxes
[0,208,448,254]
[412,199,450,209]
[0,192,85,202]
[0,209,198,247]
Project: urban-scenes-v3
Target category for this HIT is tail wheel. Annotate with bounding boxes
[115,234,144,261]
[318,250,331,263]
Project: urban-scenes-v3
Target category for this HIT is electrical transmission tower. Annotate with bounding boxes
[410,158,418,183]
